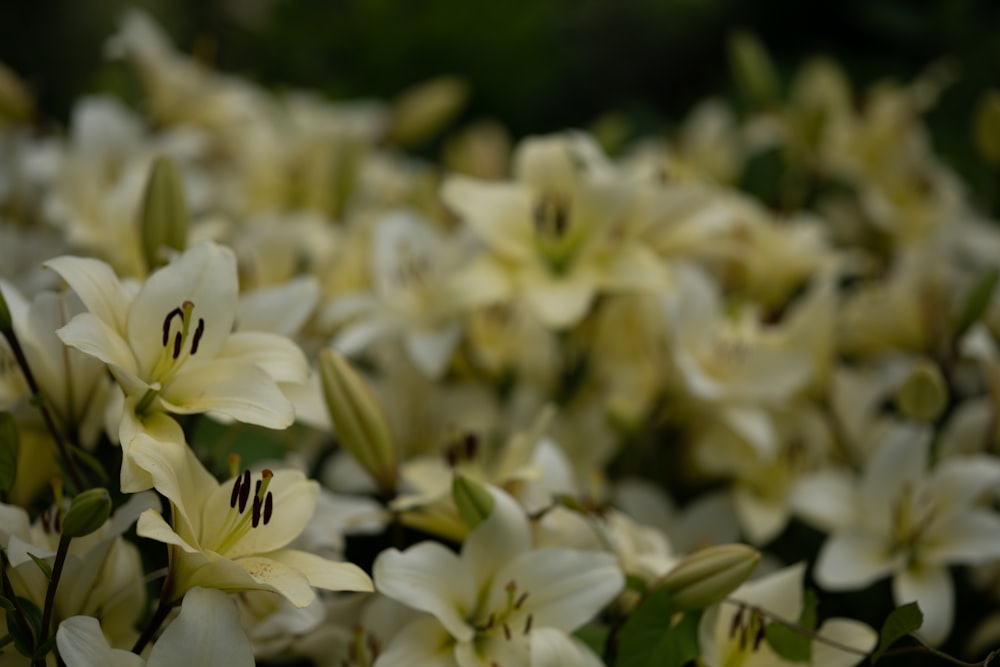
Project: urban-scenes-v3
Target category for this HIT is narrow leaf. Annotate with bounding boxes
[26,553,51,580]
[0,412,18,494]
[871,602,923,664]
[956,269,999,339]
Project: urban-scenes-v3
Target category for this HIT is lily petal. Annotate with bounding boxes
[376,617,458,667]
[216,331,309,384]
[56,616,144,667]
[263,549,373,592]
[374,542,476,642]
[146,587,254,667]
[815,533,900,590]
[44,255,131,334]
[893,564,953,646]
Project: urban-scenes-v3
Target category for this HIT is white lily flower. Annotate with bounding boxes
[373,485,623,667]
[45,240,308,492]
[443,132,669,330]
[792,422,1000,645]
[134,442,372,607]
[56,587,254,667]
[699,562,876,667]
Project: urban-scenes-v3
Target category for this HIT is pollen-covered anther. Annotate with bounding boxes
[523,614,533,635]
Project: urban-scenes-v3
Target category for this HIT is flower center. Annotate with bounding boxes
[889,482,936,556]
[472,579,534,643]
[151,300,205,381]
[533,195,579,275]
[211,468,276,554]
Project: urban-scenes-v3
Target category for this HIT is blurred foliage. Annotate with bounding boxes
[2,0,1000,208]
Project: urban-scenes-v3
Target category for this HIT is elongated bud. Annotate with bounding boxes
[973,90,1000,165]
[0,62,32,126]
[61,488,112,538]
[895,360,947,422]
[657,544,760,611]
[140,156,189,270]
[452,474,494,530]
[0,285,12,336]
[0,412,18,494]
[388,76,469,148]
[319,349,397,492]
[728,30,780,108]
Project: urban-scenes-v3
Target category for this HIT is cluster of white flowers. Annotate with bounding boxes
[1,10,1000,667]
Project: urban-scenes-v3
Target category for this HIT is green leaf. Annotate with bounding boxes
[616,586,702,667]
[25,553,51,580]
[5,596,42,657]
[764,589,818,662]
[575,623,610,658]
[956,269,999,339]
[871,602,923,664]
[70,444,109,485]
[0,596,13,612]
[0,412,18,494]
[766,621,811,662]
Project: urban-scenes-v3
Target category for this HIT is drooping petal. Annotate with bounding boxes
[236,277,319,337]
[811,618,878,667]
[893,564,953,646]
[44,255,131,334]
[374,542,476,642]
[815,533,901,590]
[929,455,1000,516]
[923,510,1000,564]
[146,587,254,667]
[495,548,623,633]
[376,617,459,667]
[789,470,856,533]
[127,241,238,376]
[56,616,144,667]
[159,358,294,428]
[263,549,373,592]
[519,270,595,329]
[56,312,139,377]
[441,176,535,262]
[530,628,606,667]
[215,331,309,385]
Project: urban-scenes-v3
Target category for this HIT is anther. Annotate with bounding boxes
[514,591,529,610]
[190,318,205,355]
[753,620,767,650]
[464,433,478,460]
[263,491,273,525]
[502,623,511,641]
[238,469,251,513]
[252,494,262,528]
[523,614,533,635]
[162,307,182,346]
[230,475,242,509]
[172,331,183,359]
[729,606,744,638]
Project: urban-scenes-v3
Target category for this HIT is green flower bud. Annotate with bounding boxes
[452,474,494,530]
[140,156,189,270]
[61,488,112,538]
[657,543,760,611]
[0,412,18,494]
[0,285,12,336]
[728,30,780,108]
[318,349,398,493]
[973,90,1000,166]
[388,76,469,148]
[895,360,947,423]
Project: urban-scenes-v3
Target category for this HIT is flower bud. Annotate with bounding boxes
[319,349,398,493]
[728,30,779,108]
[657,544,760,611]
[388,76,468,148]
[0,62,32,126]
[140,155,189,270]
[452,474,494,530]
[895,360,947,423]
[0,412,18,494]
[974,90,1000,166]
[0,285,12,336]
[61,487,112,538]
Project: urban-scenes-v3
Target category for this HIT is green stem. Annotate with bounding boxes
[39,534,71,651]
[1,328,84,492]
[132,571,174,655]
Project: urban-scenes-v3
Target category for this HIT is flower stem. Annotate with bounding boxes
[132,571,175,655]
[39,534,71,652]
[1,551,36,659]
[1,328,84,492]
